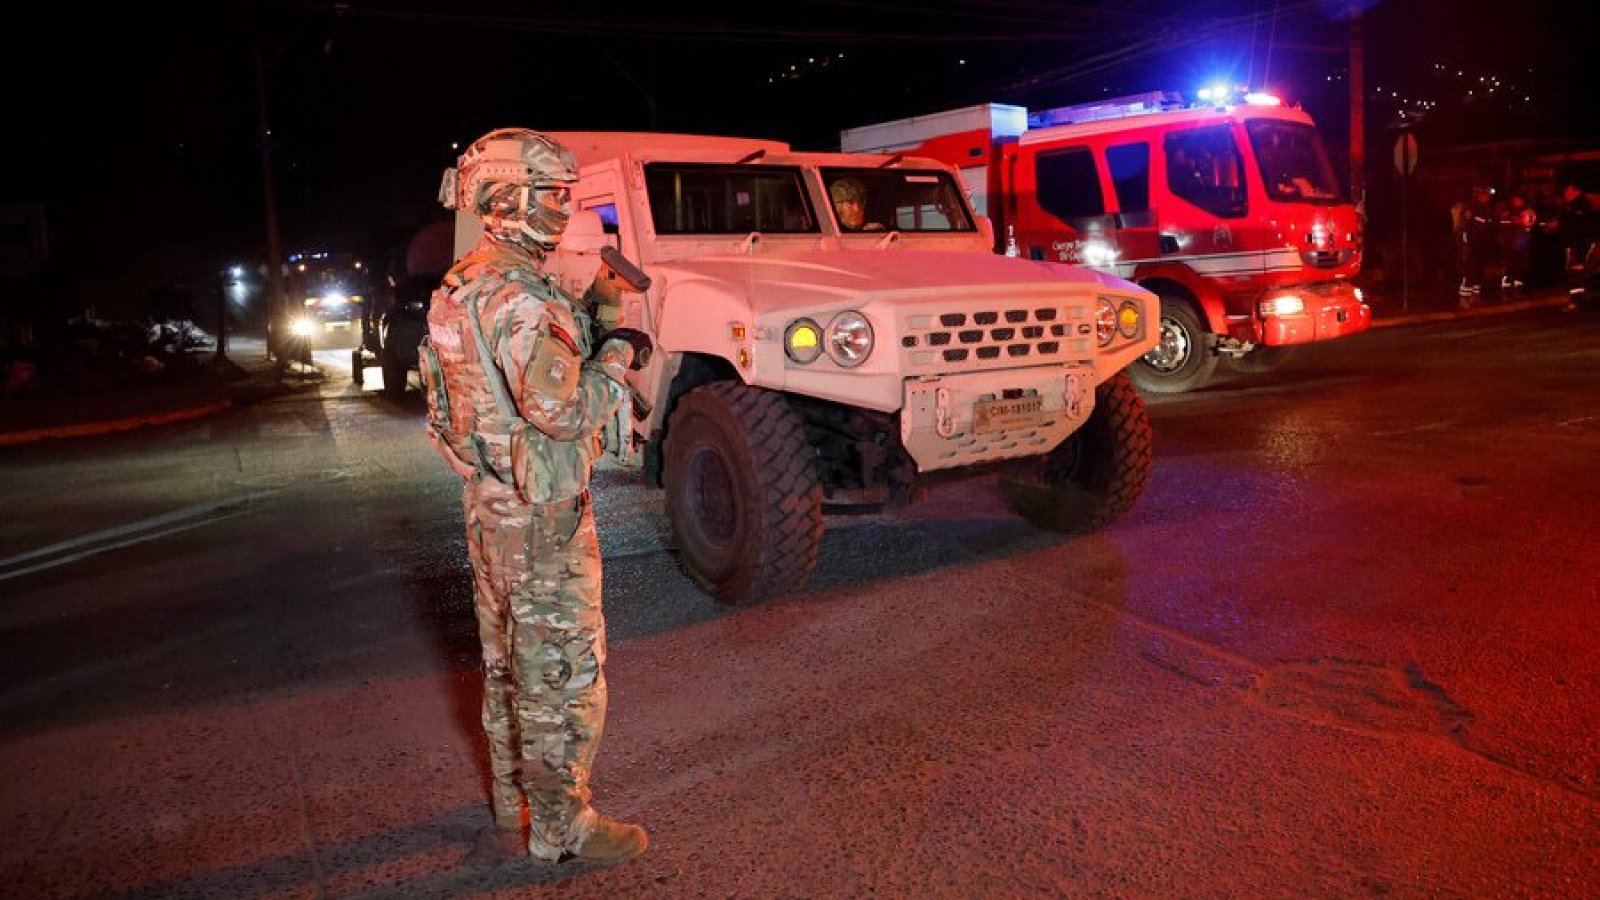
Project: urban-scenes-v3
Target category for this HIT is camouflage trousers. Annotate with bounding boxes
[462,477,607,861]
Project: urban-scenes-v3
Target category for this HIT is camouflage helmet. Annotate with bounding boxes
[829,178,866,205]
[442,128,579,250]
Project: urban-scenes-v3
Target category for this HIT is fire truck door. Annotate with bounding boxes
[1105,141,1160,266]
[1156,125,1262,280]
[1019,144,1114,267]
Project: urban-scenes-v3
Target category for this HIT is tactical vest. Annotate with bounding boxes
[420,246,600,504]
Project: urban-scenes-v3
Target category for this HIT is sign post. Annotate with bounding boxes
[1394,133,1419,312]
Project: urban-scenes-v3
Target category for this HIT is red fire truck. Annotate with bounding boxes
[842,90,1370,393]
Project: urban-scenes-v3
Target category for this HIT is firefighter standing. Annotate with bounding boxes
[420,128,650,868]
[1457,185,1495,306]
[1496,192,1536,299]
[1558,183,1595,280]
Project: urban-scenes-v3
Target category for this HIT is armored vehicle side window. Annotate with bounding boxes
[820,168,975,232]
[1164,126,1248,218]
[1035,147,1105,223]
[644,164,817,234]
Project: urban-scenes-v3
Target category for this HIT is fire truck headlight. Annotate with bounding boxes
[1260,294,1306,317]
[784,318,823,364]
[1095,297,1117,346]
[289,316,318,338]
[825,311,874,367]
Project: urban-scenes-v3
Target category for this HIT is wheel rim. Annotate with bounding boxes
[686,443,738,551]
[1143,314,1191,373]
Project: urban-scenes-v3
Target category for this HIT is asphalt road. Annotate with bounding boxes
[1,308,1596,899]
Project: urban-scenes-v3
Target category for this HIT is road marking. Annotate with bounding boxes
[0,495,271,582]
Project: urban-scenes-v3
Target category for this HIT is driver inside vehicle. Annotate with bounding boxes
[830,178,885,232]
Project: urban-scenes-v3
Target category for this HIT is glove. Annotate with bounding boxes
[597,327,653,370]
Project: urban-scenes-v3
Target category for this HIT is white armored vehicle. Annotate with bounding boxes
[451,132,1159,604]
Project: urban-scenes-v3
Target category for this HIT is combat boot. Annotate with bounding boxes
[561,816,648,867]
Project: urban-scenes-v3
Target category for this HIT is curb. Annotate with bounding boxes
[0,399,235,447]
[1369,294,1572,329]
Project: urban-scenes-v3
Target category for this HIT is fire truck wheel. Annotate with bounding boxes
[351,350,365,387]
[1130,298,1217,394]
[664,381,824,603]
[1000,371,1152,533]
[1227,345,1299,375]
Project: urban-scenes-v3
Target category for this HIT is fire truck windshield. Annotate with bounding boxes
[1245,120,1342,204]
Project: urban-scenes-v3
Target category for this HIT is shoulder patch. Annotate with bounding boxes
[547,322,581,356]
[529,321,582,404]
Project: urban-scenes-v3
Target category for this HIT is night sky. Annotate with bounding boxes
[3,0,1595,310]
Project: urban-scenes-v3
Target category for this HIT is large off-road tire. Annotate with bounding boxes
[663,381,823,603]
[1130,296,1217,394]
[1226,344,1299,375]
[999,371,1152,533]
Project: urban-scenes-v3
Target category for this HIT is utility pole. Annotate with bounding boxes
[214,271,229,362]
[254,39,287,362]
[1348,2,1365,204]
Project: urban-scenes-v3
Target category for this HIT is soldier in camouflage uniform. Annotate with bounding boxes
[420,128,651,868]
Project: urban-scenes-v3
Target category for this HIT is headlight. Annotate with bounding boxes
[1116,300,1142,339]
[1260,294,1306,317]
[289,316,318,338]
[825,310,873,367]
[784,318,823,364]
[321,292,348,306]
[1095,297,1117,346]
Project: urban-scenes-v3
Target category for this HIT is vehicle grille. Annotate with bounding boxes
[903,303,1092,372]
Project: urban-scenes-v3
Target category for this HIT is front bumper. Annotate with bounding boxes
[1257,281,1370,346]
[900,363,1095,474]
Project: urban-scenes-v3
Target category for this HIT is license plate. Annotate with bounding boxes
[973,396,1044,434]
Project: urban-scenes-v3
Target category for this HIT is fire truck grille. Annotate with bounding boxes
[905,303,1093,372]
[1302,249,1355,269]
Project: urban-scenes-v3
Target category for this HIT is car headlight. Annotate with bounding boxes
[1117,300,1142,339]
[1095,297,1117,346]
[785,318,823,364]
[321,292,348,307]
[289,316,318,338]
[1260,294,1306,317]
[825,310,873,367]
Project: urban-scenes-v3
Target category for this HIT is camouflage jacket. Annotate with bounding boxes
[421,240,630,503]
